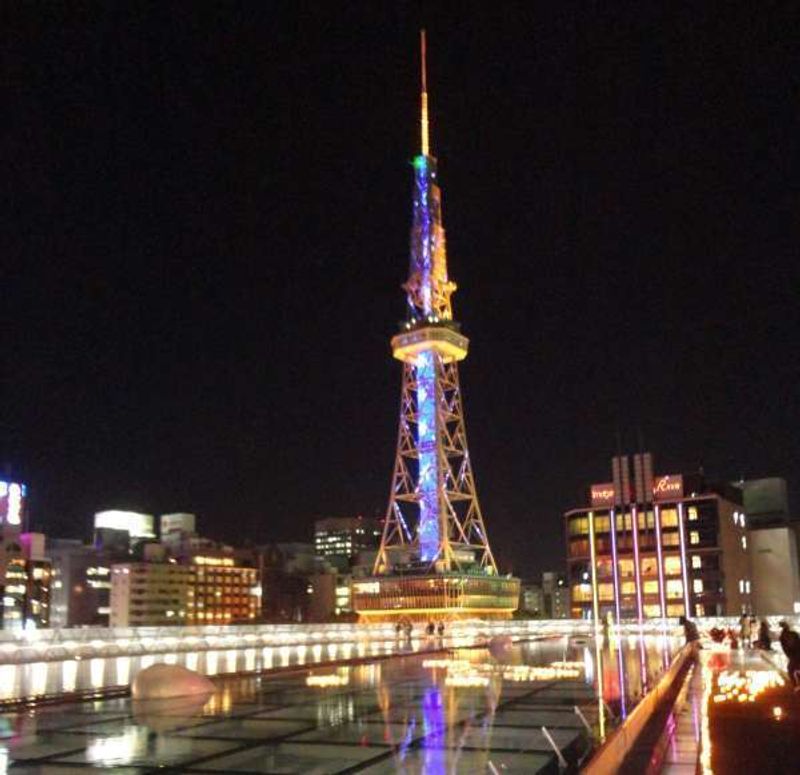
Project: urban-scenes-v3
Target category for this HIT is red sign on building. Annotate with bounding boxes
[590,483,616,507]
[652,474,683,501]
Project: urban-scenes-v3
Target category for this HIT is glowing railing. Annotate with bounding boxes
[0,619,593,666]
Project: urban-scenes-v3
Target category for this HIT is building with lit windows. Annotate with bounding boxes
[50,539,122,627]
[110,562,194,626]
[110,556,259,627]
[314,517,381,570]
[541,571,569,619]
[0,481,52,630]
[191,555,260,624]
[566,453,752,620]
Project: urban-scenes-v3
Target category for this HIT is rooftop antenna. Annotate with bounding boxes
[420,29,429,156]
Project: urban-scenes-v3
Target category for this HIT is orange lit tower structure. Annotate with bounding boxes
[352,33,519,621]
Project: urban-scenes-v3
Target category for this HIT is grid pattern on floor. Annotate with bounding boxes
[0,651,597,774]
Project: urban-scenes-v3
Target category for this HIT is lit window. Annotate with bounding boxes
[664,557,682,575]
[696,603,705,616]
[745,580,751,594]
[693,579,704,594]
[692,555,702,570]
[739,579,745,593]
[741,535,747,550]
[688,507,698,521]
[666,579,684,599]
[661,509,678,527]
[643,580,659,595]
[690,531,699,545]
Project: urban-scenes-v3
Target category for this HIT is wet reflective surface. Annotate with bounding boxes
[0,635,678,773]
[0,638,458,703]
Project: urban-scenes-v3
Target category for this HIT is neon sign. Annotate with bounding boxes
[652,475,683,501]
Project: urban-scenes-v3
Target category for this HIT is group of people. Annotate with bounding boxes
[737,614,774,650]
[393,620,446,638]
[679,614,800,688]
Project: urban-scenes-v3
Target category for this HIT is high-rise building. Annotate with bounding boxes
[1,482,51,630]
[314,516,381,568]
[566,454,753,620]
[352,34,519,621]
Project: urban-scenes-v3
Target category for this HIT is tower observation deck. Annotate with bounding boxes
[352,33,520,621]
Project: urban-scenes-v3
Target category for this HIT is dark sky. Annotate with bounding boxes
[5,4,799,577]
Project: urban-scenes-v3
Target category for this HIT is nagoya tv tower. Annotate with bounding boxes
[353,33,519,622]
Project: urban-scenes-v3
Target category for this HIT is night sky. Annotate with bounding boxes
[5,5,798,577]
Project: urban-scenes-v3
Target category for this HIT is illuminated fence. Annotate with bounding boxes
[0,618,587,666]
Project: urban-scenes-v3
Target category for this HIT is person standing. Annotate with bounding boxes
[739,613,751,648]
[755,619,772,650]
[778,620,800,688]
[679,616,700,645]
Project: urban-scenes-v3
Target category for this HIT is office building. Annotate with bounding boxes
[314,516,381,570]
[735,477,800,615]
[110,556,259,627]
[542,571,569,619]
[566,453,752,620]
[1,481,51,630]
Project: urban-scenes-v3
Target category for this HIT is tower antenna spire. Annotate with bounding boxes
[420,29,429,156]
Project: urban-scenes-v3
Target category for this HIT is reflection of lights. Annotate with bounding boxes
[423,657,582,683]
[205,651,218,675]
[115,657,130,686]
[226,649,237,672]
[713,669,784,704]
[445,674,489,687]
[62,659,78,692]
[0,666,16,699]
[262,647,273,669]
[86,728,146,765]
[244,648,256,671]
[306,671,349,688]
[700,657,713,774]
[31,661,48,695]
[89,659,106,689]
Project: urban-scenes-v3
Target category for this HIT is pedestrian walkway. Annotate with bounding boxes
[659,645,800,774]
[658,660,702,774]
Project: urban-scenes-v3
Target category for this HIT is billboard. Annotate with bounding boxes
[652,474,683,501]
[590,483,616,507]
[94,510,155,538]
[0,481,26,527]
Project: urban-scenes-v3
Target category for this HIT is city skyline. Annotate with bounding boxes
[5,6,797,576]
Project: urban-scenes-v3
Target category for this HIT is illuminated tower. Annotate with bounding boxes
[353,33,519,621]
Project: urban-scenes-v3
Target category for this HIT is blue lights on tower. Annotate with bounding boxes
[410,151,442,563]
[416,349,439,562]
